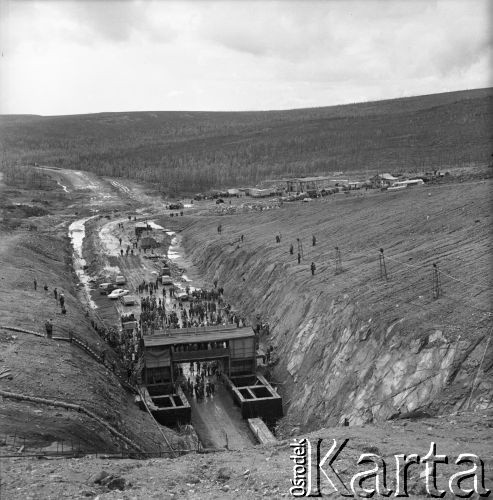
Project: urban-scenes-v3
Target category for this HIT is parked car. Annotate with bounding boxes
[99,283,117,295]
[115,275,126,285]
[120,295,137,306]
[161,275,173,285]
[108,288,129,300]
[216,198,224,204]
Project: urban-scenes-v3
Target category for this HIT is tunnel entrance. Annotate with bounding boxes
[139,325,282,446]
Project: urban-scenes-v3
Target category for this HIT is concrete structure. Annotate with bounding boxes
[142,325,283,427]
[143,325,256,395]
[226,373,283,424]
[138,386,191,427]
[248,418,277,444]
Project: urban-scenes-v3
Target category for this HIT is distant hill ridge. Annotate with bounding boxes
[1,87,491,194]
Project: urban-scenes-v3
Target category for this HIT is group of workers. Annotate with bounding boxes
[219,224,319,276]
[287,235,318,274]
[135,278,246,334]
[36,277,68,337]
[179,361,221,400]
[119,322,142,378]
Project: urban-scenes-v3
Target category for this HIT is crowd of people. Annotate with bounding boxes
[139,295,167,334]
[119,314,142,380]
[133,275,248,335]
[177,360,222,400]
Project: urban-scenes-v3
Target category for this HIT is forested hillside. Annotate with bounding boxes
[1,88,491,194]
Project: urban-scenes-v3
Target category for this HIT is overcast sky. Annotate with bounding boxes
[0,0,491,115]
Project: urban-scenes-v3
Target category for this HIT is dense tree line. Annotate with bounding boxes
[1,88,491,194]
[1,163,55,190]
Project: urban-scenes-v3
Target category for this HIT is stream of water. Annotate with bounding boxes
[57,180,69,193]
[68,216,98,309]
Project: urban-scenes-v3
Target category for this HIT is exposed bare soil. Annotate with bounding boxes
[1,410,491,499]
[181,178,492,430]
[1,166,491,499]
[0,171,186,458]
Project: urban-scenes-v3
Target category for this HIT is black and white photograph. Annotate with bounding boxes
[0,0,491,498]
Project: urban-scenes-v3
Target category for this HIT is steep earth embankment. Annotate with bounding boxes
[182,180,492,433]
[0,173,184,454]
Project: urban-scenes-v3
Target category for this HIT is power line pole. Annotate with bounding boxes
[379,248,388,281]
[335,246,342,274]
[432,263,442,299]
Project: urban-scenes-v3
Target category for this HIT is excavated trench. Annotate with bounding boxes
[67,178,492,446]
[181,211,492,435]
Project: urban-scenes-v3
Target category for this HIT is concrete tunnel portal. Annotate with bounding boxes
[139,324,283,447]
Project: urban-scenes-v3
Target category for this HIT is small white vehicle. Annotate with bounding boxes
[108,288,129,300]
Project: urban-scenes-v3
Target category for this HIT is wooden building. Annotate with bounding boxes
[143,325,256,395]
[142,325,283,425]
[285,176,346,193]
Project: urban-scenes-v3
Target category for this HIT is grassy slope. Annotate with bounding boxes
[0,88,491,193]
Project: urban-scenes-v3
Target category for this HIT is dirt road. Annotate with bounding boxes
[67,181,259,450]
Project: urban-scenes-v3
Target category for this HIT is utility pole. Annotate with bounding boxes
[379,248,388,281]
[432,263,442,299]
[335,246,342,275]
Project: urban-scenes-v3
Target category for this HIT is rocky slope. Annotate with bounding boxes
[182,179,492,433]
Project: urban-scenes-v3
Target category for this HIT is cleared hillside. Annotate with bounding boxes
[0,88,492,194]
[180,180,492,431]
